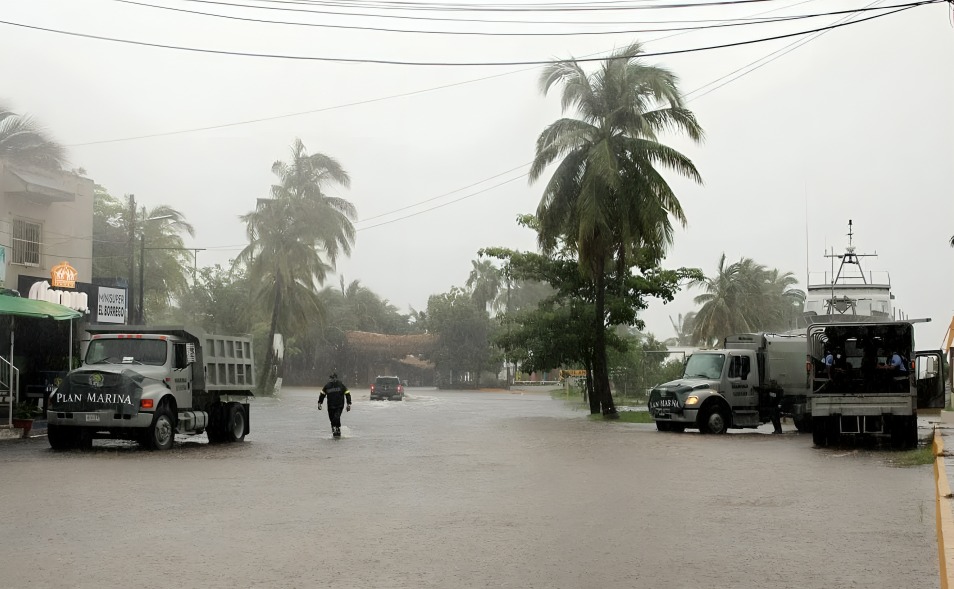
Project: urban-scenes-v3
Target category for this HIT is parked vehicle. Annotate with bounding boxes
[807,320,945,448]
[46,326,255,451]
[648,332,808,434]
[370,376,404,401]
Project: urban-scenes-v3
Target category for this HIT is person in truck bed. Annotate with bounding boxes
[318,372,352,438]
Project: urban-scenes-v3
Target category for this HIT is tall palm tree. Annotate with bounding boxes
[236,138,356,393]
[0,103,66,169]
[466,258,502,314]
[138,204,195,320]
[530,42,703,415]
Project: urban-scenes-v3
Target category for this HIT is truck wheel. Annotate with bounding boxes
[891,416,917,450]
[793,417,812,433]
[146,406,175,451]
[224,403,246,443]
[812,417,828,447]
[700,404,729,435]
[47,424,78,450]
[656,421,672,432]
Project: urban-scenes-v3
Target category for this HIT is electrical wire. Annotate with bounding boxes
[64,0,820,147]
[0,1,937,66]
[114,0,916,37]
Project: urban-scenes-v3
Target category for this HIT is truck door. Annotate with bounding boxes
[726,353,756,408]
[915,350,945,409]
[173,342,194,409]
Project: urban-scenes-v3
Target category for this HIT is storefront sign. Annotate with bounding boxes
[97,287,127,324]
[51,260,78,288]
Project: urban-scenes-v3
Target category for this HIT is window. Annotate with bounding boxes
[11,218,41,266]
[728,355,750,379]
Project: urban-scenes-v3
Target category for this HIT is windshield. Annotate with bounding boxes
[85,339,168,366]
[683,353,725,380]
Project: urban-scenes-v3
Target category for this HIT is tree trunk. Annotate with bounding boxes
[585,354,599,414]
[260,276,283,395]
[592,262,618,418]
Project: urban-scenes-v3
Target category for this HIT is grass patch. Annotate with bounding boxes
[587,411,654,424]
[890,446,935,467]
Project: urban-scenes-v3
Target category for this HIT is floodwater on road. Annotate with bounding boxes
[0,387,938,589]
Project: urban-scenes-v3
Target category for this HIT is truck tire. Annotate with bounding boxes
[656,421,672,432]
[224,403,246,443]
[812,417,828,447]
[145,406,175,451]
[793,416,812,433]
[891,416,918,450]
[699,404,729,435]
[47,424,79,450]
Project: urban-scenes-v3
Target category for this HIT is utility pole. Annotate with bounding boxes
[125,194,136,325]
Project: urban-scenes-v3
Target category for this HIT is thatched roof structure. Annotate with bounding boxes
[343,331,437,358]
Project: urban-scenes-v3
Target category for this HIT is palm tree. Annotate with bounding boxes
[691,254,805,344]
[530,42,703,415]
[466,259,502,314]
[138,204,195,320]
[0,103,66,169]
[236,138,356,393]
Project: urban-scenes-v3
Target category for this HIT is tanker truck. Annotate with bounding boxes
[648,332,808,434]
[46,326,255,451]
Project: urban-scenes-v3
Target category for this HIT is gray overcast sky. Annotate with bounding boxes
[3,0,952,346]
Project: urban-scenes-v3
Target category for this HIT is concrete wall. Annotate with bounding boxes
[0,160,94,291]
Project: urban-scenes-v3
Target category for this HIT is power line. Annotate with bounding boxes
[0,1,938,67]
[61,0,819,147]
[114,0,905,36]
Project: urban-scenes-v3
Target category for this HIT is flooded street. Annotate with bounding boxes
[0,387,938,588]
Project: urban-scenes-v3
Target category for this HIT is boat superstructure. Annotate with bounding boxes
[803,220,894,323]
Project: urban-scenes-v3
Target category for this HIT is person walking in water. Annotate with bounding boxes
[318,372,352,437]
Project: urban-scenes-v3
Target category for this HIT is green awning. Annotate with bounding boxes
[0,296,81,320]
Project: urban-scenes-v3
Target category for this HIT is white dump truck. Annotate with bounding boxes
[47,326,255,450]
[807,320,945,448]
[648,332,808,434]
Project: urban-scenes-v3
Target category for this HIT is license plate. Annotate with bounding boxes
[85,414,100,422]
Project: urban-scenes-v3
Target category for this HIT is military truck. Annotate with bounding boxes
[46,326,255,451]
[807,320,945,448]
[648,332,808,434]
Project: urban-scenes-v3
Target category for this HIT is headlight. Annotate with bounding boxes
[685,395,700,406]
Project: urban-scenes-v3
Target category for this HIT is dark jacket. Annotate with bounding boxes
[319,379,352,408]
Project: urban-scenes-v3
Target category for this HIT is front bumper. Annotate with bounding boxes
[650,408,699,424]
[47,410,153,428]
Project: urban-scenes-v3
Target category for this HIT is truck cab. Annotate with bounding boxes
[648,348,760,434]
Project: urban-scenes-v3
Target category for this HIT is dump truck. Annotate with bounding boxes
[46,326,255,451]
[807,320,945,448]
[648,332,808,434]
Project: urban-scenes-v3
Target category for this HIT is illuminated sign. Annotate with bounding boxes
[50,261,78,288]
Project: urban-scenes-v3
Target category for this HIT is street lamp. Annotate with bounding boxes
[138,213,173,325]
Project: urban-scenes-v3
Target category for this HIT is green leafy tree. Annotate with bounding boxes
[163,264,257,335]
[0,103,66,169]
[427,287,495,388]
[529,43,703,416]
[237,138,356,393]
[484,236,699,413]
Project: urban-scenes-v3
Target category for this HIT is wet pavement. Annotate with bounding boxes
[0,387,939,588]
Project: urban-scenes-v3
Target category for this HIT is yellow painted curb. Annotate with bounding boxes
[935,430,954,589]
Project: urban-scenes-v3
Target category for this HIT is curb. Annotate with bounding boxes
[935,429,954,589]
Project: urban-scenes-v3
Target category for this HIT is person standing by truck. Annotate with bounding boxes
[318,373,352,437]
